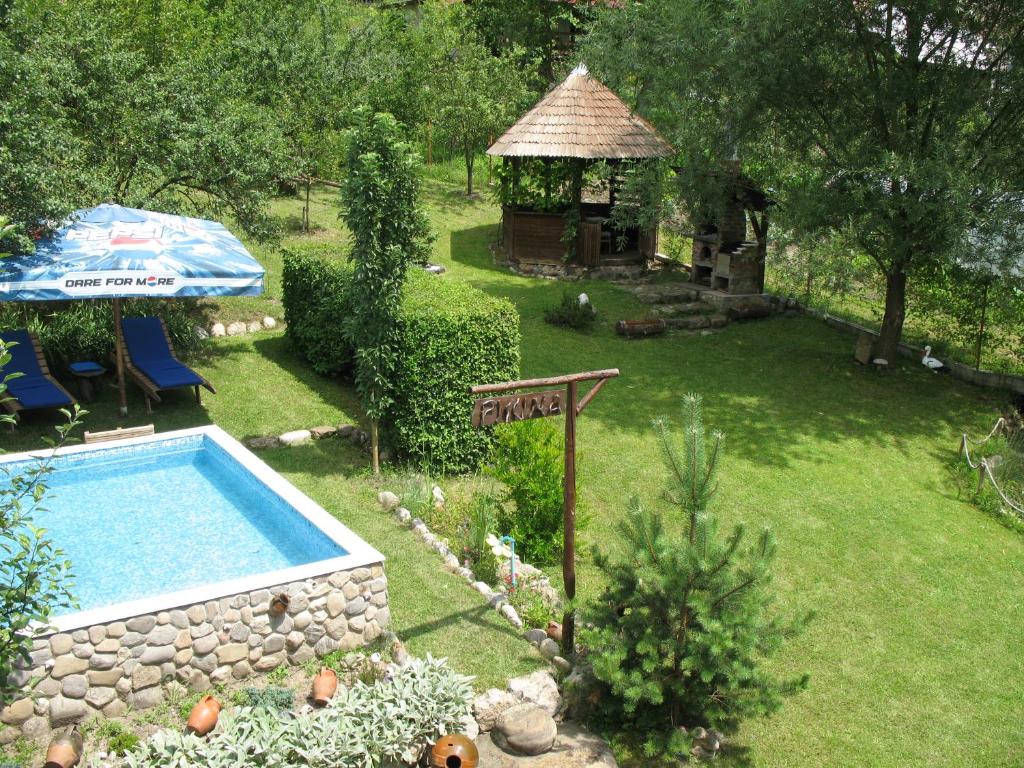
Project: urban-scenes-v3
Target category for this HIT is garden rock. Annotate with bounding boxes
[551,656,572,674]
[493,703,557,756]
[310,425,337,439]
[473,688,520,732]
[538,638,560,660]
[263,316,277,329]
[226,321,247,336]
[378,491,400,511]
[245,436,281,450]
[523,628,547,645]
[508,670,560,716]
[475,721,617,767]
[279,429,312,446]
[210,323,226,337]
[48,696,86,727]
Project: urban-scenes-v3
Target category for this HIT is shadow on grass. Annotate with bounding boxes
[399,601,526,644]
[446,222,1007,470]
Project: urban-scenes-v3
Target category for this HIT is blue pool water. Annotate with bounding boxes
[1,435,346,613]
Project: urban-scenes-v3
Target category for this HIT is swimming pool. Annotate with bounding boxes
[0,425,385,631]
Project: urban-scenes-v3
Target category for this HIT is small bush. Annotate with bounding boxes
[581,395,809,758]
[544,290,596,331]
[281,246,355,375]
[107,730,140,756]
[470,547,499,584]
[122,657,473,768]
[231,686,295,711]
[507,582,557,629]
[488,419,572,565]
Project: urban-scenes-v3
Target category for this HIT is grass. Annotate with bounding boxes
[5,161,1024,766]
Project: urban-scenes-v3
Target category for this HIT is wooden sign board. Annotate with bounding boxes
[471,388,564,428]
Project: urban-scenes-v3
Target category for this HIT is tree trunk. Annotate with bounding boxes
[370,420,380,475]
[465,148,474,196]
[876,268,908,361]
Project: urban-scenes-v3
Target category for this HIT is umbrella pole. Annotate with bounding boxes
[112,297,128,416]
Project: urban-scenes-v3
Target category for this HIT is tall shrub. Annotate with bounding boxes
[580,394,809,758]
[340,108,432,472]
[488,419,568,565]
[0,339,81,704]
[281,247,355,375]
[385,271,519,473]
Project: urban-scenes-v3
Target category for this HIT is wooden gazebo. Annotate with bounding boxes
[488,64,673,274]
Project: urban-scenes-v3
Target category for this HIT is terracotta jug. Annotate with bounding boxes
[429,734,478,768]
[185,695,221,736]
[270,593,290,616]
[44,725,83,768]
[311,667,338,707]
[546,620,563,644]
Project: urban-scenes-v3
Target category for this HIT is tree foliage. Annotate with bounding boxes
[581,394,808,758]
[586,0,1024,359]
[0,339,82,704]
[340,109,432,468]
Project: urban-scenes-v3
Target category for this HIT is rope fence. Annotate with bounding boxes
[959,417,1024,516]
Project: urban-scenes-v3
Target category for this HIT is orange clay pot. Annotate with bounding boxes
[546,620,563,644]
[311,667,338,707]
[429,734,479,768]
[185,695,221,736]
[269,593,290,616]
[44,726,83,768]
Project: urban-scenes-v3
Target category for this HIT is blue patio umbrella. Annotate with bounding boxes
[0,204,264,414]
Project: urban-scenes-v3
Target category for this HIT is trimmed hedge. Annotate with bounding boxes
[281,246,355,375]
[387,270,520,473]
[281,252,520,472]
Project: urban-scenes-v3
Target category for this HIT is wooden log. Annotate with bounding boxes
[616,319,667,337]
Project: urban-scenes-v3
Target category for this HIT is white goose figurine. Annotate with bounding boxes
[921,345,944,372]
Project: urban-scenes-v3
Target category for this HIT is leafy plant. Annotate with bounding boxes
[96,720,140,757]
[281,246,355,376]
[0,338,83,703]
[580,394,810,759]
[544,290,597,332]
[488,419,572,565]
[341,107,433,473]
[470,547,499,585]
[231,686,295,711]
[507,580,557,629]
[121,656,473,768]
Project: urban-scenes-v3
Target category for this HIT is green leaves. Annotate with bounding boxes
[580,395,808,757]
[0,338,82,701]
[121,657,473,768]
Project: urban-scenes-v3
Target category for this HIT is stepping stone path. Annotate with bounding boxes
[629,283,729,331]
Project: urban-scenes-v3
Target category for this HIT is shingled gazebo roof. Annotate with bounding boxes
[487,64,674,160]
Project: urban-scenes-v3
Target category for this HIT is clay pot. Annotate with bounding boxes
[45,725,83,768]
[546,620,563,644]
[269,593,290,616]
[311,667,338,706]
[429,734,479,768]
[185,695,221,736]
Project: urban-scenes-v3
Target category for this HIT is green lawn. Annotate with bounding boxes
[5,165,1024,766]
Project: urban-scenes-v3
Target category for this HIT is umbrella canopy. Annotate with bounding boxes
[0,204,264,301]
[0,204,264,414]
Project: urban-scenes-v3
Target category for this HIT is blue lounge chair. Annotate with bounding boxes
[0,329,76,422]
[119,317,215,413]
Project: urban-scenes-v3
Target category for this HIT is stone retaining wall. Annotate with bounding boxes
[0,563,389,742]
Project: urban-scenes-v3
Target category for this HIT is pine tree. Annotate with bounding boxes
[581,394,810,758]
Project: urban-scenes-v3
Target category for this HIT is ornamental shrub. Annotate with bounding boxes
[384,270,520,473]
[121,656,473,768]
[280,255,520,472]
[580,395,810,759]
[281,246,354,376]
[544,290,597,331]
[487,418,569,565]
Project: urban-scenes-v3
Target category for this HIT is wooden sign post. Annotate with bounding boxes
[470,368,619,656]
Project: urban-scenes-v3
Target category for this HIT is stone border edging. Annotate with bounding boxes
[376,490,576,675]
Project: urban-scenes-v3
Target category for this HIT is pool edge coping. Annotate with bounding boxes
[1,425,386,633]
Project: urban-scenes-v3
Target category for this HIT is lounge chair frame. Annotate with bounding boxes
[0,331,77,427]
[118,318,216,413]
